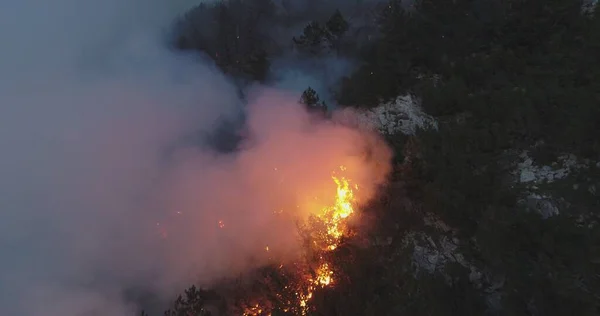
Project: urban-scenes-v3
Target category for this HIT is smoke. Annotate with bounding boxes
[154,87,391,287]
[264,0,388,100]
[0,0,390,315]
[269,56,357,105]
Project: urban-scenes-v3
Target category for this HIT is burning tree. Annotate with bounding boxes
[155,165,364,316]
[236,167,360,316]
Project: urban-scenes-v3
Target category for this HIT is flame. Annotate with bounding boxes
[318,173,356,248]
[314,263,333,286]
[242,165,358,315]
[299,167,359,312]
[242,304,269,316]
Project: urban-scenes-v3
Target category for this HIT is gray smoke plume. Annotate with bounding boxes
[0,1,391,315]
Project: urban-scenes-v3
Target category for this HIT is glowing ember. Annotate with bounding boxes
[293,166,358,313]
[314,263,334,286]
[242,304,269,316]
[242,165,358,315]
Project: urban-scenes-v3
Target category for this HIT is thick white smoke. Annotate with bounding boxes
[0,0,237,314]
[0,1,391,315]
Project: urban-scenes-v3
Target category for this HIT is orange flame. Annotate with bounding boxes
[243,165,358,315]
[315,263,333,286]
[242,304,270,316]
[294,166,358,314]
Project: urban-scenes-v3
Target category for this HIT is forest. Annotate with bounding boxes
[147,0,600,315]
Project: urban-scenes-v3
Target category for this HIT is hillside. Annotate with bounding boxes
[152,1,600,315]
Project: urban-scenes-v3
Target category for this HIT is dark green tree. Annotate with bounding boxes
[300,87,327,113]
[337,0,416,107]
[324,10,349,53]
[293,22,328,55]
[325,10,349,38]
[163,286,220,316]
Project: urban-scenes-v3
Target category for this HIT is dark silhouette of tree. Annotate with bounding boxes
[172,0,275,82]
[300,87,327,114]
[163,286,221,316]
[293,22,329,55]
[293,10,350,56]
[325,10,349,39]
[325,10,349,53]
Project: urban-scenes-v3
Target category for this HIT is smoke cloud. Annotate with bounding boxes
[0,0,391,315]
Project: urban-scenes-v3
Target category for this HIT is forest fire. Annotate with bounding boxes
[242,165,358,316]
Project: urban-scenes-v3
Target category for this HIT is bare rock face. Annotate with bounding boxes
[345,95,438,136]
[525,194,560,219]
[515,152,580,185]
[513,151,598,219]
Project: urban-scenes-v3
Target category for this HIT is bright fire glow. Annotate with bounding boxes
[243,165,358,315]
[318,173,356,249]
[242,304,268,316]
[314,263,333,286]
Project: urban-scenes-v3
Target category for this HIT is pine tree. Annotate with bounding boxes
[293,22,328,55]
[240,48,270,82]
[326,10,349,38]
[163,286,219,316]
[300,87,327,113]
[325,10,349,52]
